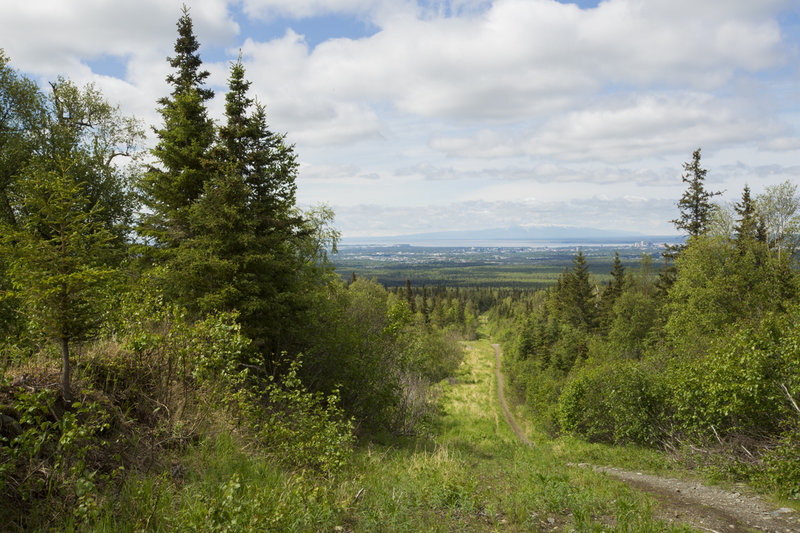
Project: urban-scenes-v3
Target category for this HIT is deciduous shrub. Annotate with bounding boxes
[557,361,666,445]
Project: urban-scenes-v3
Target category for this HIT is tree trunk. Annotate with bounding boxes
[61,337,72,404]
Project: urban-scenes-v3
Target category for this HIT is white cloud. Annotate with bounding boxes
[431,92,789,163]
[1,0,798,238]
[394,161,670,185]
[1,0,240,135]
[241,0,391,19]
[1,0,237,75]
[299,163,383,181]
[759,137,800,151]
[237,33,384,144]
[6,0,791,151]
[226,0,793,146]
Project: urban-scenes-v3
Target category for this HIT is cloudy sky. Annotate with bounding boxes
[3,0,800,237]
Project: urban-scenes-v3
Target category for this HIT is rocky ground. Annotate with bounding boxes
[584,465,797,533]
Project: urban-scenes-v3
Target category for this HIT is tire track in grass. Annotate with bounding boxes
[492,343,530,447]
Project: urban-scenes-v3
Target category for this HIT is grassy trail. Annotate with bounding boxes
[335,336,694,531]
[492,342,531,447]
[92,334,696,532]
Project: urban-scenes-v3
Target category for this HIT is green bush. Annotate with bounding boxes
[606,362,667,445]
[402,329,463,384]
[557,369,613,443]
[258,360,355,474]
[557,361,666,445]
[668,308,800,440]
[759,428,800,499]
[0,385,114,527]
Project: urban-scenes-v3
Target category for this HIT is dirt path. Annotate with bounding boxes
[492,343,530,446]
[491,342,799,533]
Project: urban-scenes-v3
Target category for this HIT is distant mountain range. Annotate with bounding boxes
[341,225,683,245]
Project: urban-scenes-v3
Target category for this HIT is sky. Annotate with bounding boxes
[2,0,800,238]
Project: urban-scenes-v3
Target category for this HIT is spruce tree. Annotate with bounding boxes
[2,159,116,402]
[734,184,760,245]
[421,284,429,323]
[660,148,720,292]
[1,53,141,355]
[556,251,597,331]
[167,57,308,355]
[671,148,720,238]
[140,6,215,248]
[599,251,625,334]
[405,279,416,313]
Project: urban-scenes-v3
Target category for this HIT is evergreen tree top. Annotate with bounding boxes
[671,148,720,238]
[734,184,760,243]
[165,6,213,101]
[218,57,253,164]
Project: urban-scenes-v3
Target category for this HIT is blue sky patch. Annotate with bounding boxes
[234,9,378,50]
[85,54,129,80]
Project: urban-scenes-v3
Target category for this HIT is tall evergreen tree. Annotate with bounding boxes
[140,6,215,248]
[421,284,429,323]
[734,184,760,245]
[660,148,720,292]
[556,251,597,331]
[166,56,310,356]
[599,251,625,334]
[671,148,720,238]
[405,279,416,313]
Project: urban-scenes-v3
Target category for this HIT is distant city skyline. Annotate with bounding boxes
[3,0,800,237]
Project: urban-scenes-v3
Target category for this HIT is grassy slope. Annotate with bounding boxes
[88,335,695,532]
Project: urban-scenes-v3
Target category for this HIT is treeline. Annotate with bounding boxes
[491,149,800,498]
[385,281,484,339]
[381,282,538,339]
[0,10,462,528]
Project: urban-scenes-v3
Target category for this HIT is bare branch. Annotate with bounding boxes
[780,382,800,415]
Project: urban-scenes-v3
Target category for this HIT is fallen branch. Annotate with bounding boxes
[710,425,723,446]
[779,383,800,415]
[688,444,710,454]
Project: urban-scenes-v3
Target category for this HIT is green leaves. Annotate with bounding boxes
[3,160,116,342]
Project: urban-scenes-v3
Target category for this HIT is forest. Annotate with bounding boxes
[1,8,799,532]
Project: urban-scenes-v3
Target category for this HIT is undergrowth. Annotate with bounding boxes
[2,325,700,531]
